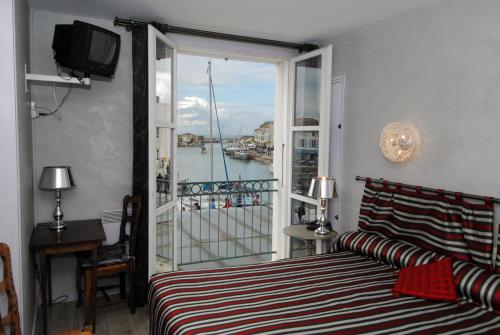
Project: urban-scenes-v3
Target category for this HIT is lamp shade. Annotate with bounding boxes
[308,177,337,199]
[39,166,76,190]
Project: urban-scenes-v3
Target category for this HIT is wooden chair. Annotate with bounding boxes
[76,194,142,314]
[0,243,21,335]
[0,243,92,335]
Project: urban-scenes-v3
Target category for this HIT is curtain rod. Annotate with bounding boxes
[113,17,319,53]
[355,176,500,204]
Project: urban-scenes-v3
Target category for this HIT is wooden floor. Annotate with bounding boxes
[41,299,149,335]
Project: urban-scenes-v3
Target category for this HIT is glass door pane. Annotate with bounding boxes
[156,127,174,207]
[294,55,321,126]
[291,131,319,197]
[156,208,175,272]
[155,42,173,124]
[148,25,177,276]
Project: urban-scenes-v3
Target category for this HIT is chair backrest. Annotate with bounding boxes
[0,243,21,335]
[118,194,142,257]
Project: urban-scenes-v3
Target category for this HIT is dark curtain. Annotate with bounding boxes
[132,26,149,306]
[131,23,167,306]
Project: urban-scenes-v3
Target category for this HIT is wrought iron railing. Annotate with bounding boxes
[156,178,278,267]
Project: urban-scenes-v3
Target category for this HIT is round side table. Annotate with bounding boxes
[283,225,338,256]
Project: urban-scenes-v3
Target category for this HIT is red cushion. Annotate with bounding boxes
[393,257,458,302]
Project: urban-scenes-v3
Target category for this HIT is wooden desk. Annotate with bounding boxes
[283,225,338,255]
[30,219,106,335]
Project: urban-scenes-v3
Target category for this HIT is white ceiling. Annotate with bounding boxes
[29,0,439,43]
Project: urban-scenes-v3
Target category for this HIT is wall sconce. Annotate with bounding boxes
[379,122,417,163]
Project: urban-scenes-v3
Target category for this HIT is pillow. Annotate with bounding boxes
[337,231,437,269]
[393,258,457,302]
[453,260,500,313]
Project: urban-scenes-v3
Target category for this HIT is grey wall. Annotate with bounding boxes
[31,10,133,300]
[0,0,34,332]
[15,0,35,333]
[0,0,22,326]
[324,0,500,232]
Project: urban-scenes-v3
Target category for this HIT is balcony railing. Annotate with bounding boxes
[156,178,278,268]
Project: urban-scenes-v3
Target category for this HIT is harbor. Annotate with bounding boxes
[177,145,273,182]
[155,59,277,271]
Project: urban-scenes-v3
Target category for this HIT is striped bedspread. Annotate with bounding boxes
[149,252,500,335]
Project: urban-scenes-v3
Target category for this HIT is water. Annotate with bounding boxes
[177,146,273,182]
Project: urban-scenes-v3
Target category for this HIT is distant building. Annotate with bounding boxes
[238,135,255,147]
[294,131,318,154]
[254,121,274,149]
[177,133,204,145]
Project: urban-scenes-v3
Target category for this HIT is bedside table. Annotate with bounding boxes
[283,225,338,256]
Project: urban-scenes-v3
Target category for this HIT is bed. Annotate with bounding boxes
[149,180,500,335]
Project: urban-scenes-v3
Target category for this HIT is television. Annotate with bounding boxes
[52,20,121,78]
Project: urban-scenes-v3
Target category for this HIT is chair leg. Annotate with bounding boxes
[83,268,94,328]
[119,272,126,300]
[76,265,83,307]
[128,261,136,314]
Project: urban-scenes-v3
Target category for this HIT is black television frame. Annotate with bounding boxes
[53,20,121,78]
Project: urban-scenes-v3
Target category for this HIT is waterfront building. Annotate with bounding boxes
[238,135,255,148]
[254,121,274,149]
[177,133,204,146]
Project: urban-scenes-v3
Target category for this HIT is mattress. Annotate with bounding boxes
[148,251,500,335]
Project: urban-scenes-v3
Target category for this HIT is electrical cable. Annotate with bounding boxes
[37,84,72,117]
[34,65,85,119]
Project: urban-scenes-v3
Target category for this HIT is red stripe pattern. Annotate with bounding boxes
[358,181,495,271]
[338,231,437,268]
[148,252,500,335]
[453,260,500,313]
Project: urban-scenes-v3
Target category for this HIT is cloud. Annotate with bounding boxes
[178,96,208,112]
[176,54,276,137]
[178,54,276,89]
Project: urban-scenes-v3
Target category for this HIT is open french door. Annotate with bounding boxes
[148,25,178,277]
[285,45,333,257]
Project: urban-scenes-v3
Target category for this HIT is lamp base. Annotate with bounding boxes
[315,225,331,235]
[50,221,67,230]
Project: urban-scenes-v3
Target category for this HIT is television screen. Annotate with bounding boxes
[53,21,121,78]
[88,30,118,65]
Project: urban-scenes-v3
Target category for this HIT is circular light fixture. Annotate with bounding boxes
[379,122,416,163]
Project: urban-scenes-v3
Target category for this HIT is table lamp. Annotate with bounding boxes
[39,166,76,230]
[308,176,337,235]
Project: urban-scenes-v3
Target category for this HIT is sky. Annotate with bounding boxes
[177,54,276,137]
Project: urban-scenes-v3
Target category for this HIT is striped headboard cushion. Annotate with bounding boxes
[358,181,495,271]
[338,231,437,269]
[453,260,500,312]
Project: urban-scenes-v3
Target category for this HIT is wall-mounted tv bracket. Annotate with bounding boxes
[25,64,90,94]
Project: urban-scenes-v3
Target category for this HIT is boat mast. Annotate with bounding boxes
[208,60,214,182]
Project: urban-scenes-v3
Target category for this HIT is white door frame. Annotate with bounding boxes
[174,47,290,264]
[329,75,345,232]
[148,39,291,273]
[148,25,178,277]
[282,45,333,258]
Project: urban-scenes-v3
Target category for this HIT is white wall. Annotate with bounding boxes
[0,0,34,332]
[323,0,500,233]
[30,9,133,301]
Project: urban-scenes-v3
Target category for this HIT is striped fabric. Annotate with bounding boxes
[497,233,500,274]
[338,231,437,268]
[453,260,500,313]
[358,181,495,271]
[149,252,500,335]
